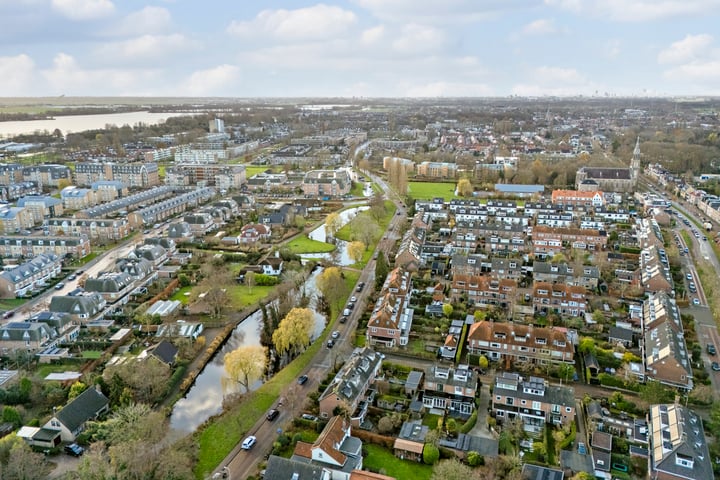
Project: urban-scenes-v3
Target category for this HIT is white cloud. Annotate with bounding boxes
[664,61,720,82]
[227,4,357,41]
[354,0,537,23]
[181,65,240,96]
[604,39,621,59]
[403,81,494,97]
[511,66,598,96]
[361,25,385,45]
[41,53,159,95]
[114,6,173,36]
[0,54,36,95]
[545,0,720,21]
[96,34,197,62]
[391,24,446,54]
[522,19,557,35]
[51,0,114,20]
[658,34,714,64]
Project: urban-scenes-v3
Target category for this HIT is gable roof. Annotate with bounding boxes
[149,340,178,365]
[55,387,109,432]
[264,455,328,480]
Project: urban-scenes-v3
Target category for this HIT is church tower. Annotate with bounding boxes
[630,136,641,180]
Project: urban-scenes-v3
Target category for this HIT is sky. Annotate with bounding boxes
[1,0,720,98]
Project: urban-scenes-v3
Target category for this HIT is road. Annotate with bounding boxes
[217,174,406,480]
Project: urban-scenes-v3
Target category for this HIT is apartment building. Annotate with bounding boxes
[46,218,130,242]
[22,164,71,188]
[450,274,517,310]
[416,161,458,178]
[532,225,607,256]
[301,169,352,197]
[0,163,24,185]
[0,254,62,298]
[532,262,600,290]
[60,187,98,210]
[16,196,64,222]
[0,235,90,259]
[491,372,575,434]
[165,164,246,189]
[74,162,159,188]
[0,207,34,233]
[551,189,606,207]
[91,180,127,202]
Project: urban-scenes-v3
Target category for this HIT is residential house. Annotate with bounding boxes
[129,187,216,227]
[647,404,712,480]
[366,268,413,347]
[292,416,363,480]
[42,386,109,442]
[450,253,487,277]
[16,195,64,222]
[167,222,194,242]
[128,244,167,267]
[60,186,98,210]
[608,326,634,348]
[0,253,62,298]
[91,180,127,202]
[318,347,382,425]
[491,372,575,434]
[0,235,90,259]
[146,340,178,366]
[641,292,692,390]
[450,274,517,311]
[183,212,215,236]
[521,465,564,480]
[49,292,107,322]
[47,218,131,243]
[466,322,575,366]
[394,420,428,462]
[260,257,284,276]
[0,322,56,354]
[422,364,477,417]
[532,262,600,291]
[639,245,673,295]
[302,169,352,197]
[532,281,587,318]
[263,455,331,480]
[239,223,271,244]
[75,162,159,188]
[532,225,607,257]
[84,272,134,303]
[551,189,606,207]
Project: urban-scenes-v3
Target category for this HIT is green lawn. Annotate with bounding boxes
[170,286,193,304]
[35,363,84,379]
[0,298,28,311]
[363,444,432,480]
[80,351,103,359]
[335,200,396,242]
[422,413,442,428]
[227,285,275,309]
[285,235,336,254]
[408,181,457,200]
[245,165,273,178]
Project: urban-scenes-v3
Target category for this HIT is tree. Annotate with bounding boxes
[203,285,230,318]
[273,308,314,358]
[442,304,453,317]
[578,337,596,355]
[325,212,342,238]
[369,191,386,221]
[224,345,268,391]
[4,440,50,480]
[478,355,489,370]
[457,178,473,197]
[378,416,395,434]
[316,267,344,311]
[375,253,389,289]
[431,458,476,480]
[358,158,370,172]
[557,363,575,383]
[639,380,674,404]
[68,381,88,400]
[245,271,256,294]
[467,450,484,466]
[423,443,440,465]
[351,214,380,247]
[348,241,366,263]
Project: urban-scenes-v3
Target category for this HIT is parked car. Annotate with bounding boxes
[241,436,257,450]
[693,298,701,306]
[339,316,348,324]
[350,296,357,303]
[297,375,309,385]
[708,344,717,355]
[55,282,65,290]
[578,442,587,455]
[712,362,720,371]
[332,330,340,339]
[327,339,335,349]
[301,414,319,422]
[266,409,279,421]
[686,273,693,280]
[343,309,351,316]
[68,274,77,281]
[64,443,84,457]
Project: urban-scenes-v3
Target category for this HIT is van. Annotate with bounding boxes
[343,309,351,316]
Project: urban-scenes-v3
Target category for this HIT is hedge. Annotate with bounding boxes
[460,411,478,434]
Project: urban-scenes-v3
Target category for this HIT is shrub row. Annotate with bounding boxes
[459,411,478,434]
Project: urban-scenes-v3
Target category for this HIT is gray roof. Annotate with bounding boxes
[0,254,60,284]
[560,449,594,474]
[495,184,545,193]
[319,347,382,405]
[150,340,178,365]
[398,420,428,442]
[608,326,634,342]
[17,195,62,207]
[84,272,133,293]
[167,222,192,238]
[49,292,105,316]
[579,167,631,180]
[115,258,153,279]
[263,455,327,480]
[55,387,109,432]
[493,373,574,408]
[0,322,55,342]
[521,464,564,480]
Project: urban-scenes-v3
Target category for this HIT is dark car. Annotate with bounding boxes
[339,316,348,324]
[65,443,84,457]
[327,339,335,349]
[708,344,717,355]
[297,375,309,385]
[266,409,280,421]
[712,362,720,371]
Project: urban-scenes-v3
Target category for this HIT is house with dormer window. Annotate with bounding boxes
[0,253,62,298]
[292,416,363,480]
[421,364,477,417]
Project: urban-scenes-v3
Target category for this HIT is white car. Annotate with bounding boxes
[241,436,257,450]
[350,296,357,302]
[332,330,340,339]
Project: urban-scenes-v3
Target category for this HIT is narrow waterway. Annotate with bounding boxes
[168,267,326,433]
[299,206,369,266]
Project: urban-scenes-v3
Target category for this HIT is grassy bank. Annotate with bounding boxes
[285,235,336,254]
[334,200,396,243]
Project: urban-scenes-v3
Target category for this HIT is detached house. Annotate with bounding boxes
[491,372,575,434]
[292,416,363,480]
[43,386,109,442]
[319,347,382,425]
[49,292,107,322]
[0,322,55,353]
[422,364,478,417]
[239,223,271,244]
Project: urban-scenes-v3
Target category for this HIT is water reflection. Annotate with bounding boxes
[169,267,327,433]
[299,206,369,266]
